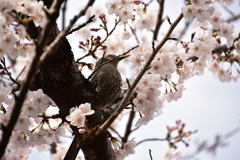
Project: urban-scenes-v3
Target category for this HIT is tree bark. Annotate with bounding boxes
[30,10,115,160]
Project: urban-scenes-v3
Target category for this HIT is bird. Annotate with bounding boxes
[90,54,129,108]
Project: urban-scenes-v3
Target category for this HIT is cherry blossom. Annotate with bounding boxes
[215,69,231,82]
[66,103,94,128]
[33,89,53,111]
[105,0,120,15]
[133,93,148,111]
[208,60,220,74]
[22,100,40,118]
[66,107,85,128]
[44,128,65,145]
[15,117,30,132]
[124,138,137,156]
[10,132,29,149]
[181,5,197,20]
[209,10,225,29]
[122,30,131,40]
[0,82,12,104]
[234,40,240,55]
[115,149,126,160]
[79,103,95,116]
[4,148,32,160]
[118,7,134,23]
[0,0,239,159]
[164,84,186,102]
[220,22,235,39]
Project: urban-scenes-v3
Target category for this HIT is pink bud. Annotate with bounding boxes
[181,41,188,48]
[79,41,84,45]
[97,127,102,133]
[90,28,100,32]
[216,36,221,44]
[81,124,87,129]
[101,45,108,51]
[133,0,142,5]
[99,13,105,19]
[79,128,86,134]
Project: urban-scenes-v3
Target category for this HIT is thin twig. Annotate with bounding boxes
[99,13,184,133]
[75,19,120,63]
[122,45,139,55]
[179,127,240,160]
[149,149,153,160]
[178,20,192,40]
[220,3,235,17]
[143,0,154,9]
[137,138,166,146]
[226,13,240,23]
[131,124,142,133]
[1,58,20,88]
[16,66,26,81]
[62,0,68,31]
[109,126,122,139]
[153,0,165,40]
[68,15,95,35]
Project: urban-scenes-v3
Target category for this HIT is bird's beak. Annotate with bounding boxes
[118,54,130,60]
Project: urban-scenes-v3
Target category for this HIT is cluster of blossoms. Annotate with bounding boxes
[126,0,239,126]
[0,0,47,59]
[0,82,94,159]
[128,41,189,126]
[113,138,137,160]
[66,103,95,133]
[181,0,215,23]
[105,0,141,23]
[105,0,156,40]
[182,0,238,47]
[182,0,239,82]
[0,0,48,81]
[0,86,66,159]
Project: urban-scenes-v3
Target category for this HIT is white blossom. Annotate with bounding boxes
[115,149,126,160]
[124,138,137,156]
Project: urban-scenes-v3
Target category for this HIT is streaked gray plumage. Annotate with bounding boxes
[90,54,128,108]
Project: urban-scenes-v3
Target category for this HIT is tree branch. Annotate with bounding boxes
[122,109,135,143]
[153,0,165,40]
[68,15,95,35]
[39,0,96,66]
[99,13,184,133]
[137,138,166,146]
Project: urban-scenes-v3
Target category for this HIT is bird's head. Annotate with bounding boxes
[96,54,129,68]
